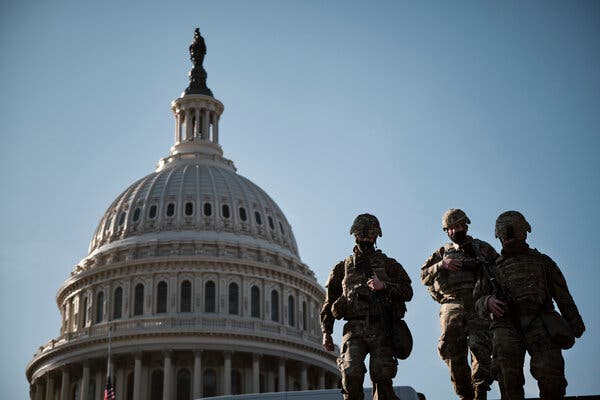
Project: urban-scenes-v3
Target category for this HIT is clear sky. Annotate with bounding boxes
[1,1,599,399]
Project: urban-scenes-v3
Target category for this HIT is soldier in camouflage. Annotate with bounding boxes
[321,214,413,400]
[421,209,498,400]
[474,211,585,399]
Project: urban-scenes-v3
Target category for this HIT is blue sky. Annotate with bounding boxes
[1,1,599,398]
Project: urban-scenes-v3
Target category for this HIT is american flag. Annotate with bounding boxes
[104,376,115,400]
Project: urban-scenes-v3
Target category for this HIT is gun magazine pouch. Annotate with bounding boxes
[540,309,575,350]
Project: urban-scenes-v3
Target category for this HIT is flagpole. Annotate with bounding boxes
[107,324,112,380]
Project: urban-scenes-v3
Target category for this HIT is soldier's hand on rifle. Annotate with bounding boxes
[441,257,462,272]
[367,272,386,291]
[487,296,506,318]
[322,332,334,351]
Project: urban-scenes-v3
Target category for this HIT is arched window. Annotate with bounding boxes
[271,290,279,322]
[255,211,262,225]
[82,296,89,327]
[148,205,157,219]
[96,291,104,324]
[87,380,96,400]
[279,221,285,236]
[203,203,212,216]
[222,204,230,219]
[268,216,274,230]
[180,281,192,312]
[126,372,134,400]
[205,281,216,313]
[184,202,194,216]
[71,382,78,400]
[134,284,144,316]
[118,212,126,226]
[302,301,307,331]
[203,369,217,397]
[251,285,260,318]
[239,207,247,221]
[166,202,175,217]
[229,282,239,315]
[132,207,141,222]
[113,287,123,319]
[156,281,168,313]
[288,295,295,327]
[176,369,191,400]
[150,370,163,400]
[232,370,242,395]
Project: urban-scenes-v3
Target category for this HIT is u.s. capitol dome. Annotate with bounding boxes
[26,29,339,400]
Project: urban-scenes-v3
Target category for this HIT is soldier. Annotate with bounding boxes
[421,209,498,400]
[474,211,585,399]
[321,214,413,400]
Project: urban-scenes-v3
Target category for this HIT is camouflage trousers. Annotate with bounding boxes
[338,319,399,400]
[492,316,566,400]
[438,302,493,400]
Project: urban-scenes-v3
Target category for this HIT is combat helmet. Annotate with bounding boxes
[350,213,382,238]
[442,208,471,231]
[495,211,531,241]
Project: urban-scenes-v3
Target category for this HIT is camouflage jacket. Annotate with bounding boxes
[474,244,585,336]
[421,236,498,304]
[320,246,413,334]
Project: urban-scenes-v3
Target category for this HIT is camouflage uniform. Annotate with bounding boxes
[421,235,498,400]
[321,246,413,400]
[474,211,585,400]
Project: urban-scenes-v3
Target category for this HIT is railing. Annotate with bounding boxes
[34,315,324,357]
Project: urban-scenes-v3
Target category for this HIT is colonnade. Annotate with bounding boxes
[30,350,339,400]
[174,106,220,145]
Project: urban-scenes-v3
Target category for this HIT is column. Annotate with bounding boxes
[278,358,286,392]
[300,363,308,391]
[185,109,193,141]
[133,353,142,400]
[267,370,275,393]
[35,381,43,400]
[162,352,172,400]
[115,367,125,400]
[213,114,219,144]
[194,108,200,139]
[252,354,260,393]
[318,369,325,390]
[94,370,102,400]
[202,109,209,140]
[60,369,70,400]
[175,112,181,144]
[223,351,232,395]
[193,351,203,399]
[45,374,55,400]
[80,362,90,400]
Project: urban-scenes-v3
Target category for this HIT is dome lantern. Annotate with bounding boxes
[159,28,230,172]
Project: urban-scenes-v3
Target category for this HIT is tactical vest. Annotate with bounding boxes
[431,241,483,300]
[495,250,548,310]
[341,250,389,319]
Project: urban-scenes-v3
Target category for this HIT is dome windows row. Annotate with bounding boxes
[102,202,288,238]
[63,279,317,334]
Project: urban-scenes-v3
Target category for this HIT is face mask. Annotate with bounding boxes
[449,230,467,244]
[356,240,375,253]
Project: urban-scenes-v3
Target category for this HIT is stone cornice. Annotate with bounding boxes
[27,319,339,382]
[57,253,324,306]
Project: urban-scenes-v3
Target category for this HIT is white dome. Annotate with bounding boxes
[89,160,299,259]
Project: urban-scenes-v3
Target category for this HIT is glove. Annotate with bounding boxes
[331,297,348,320]
[570,317,585,338]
